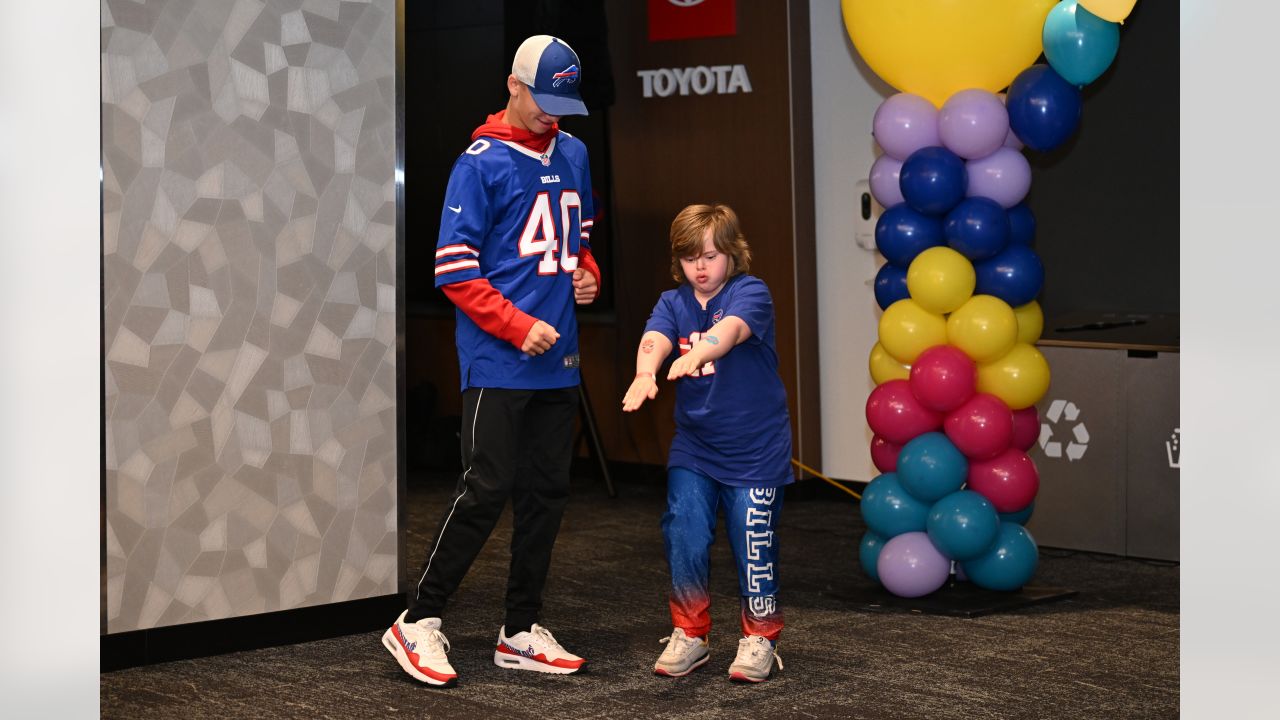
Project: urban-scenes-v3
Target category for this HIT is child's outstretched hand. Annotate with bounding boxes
[667,353,703,381]
[622,373,658,412]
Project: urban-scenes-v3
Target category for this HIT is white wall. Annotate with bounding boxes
[0,0,101,715]
[808,0,893,482]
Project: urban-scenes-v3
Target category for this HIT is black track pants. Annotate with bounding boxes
[407,386,577,631]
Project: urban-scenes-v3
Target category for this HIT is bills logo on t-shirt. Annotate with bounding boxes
[648,0,736,42]
[713,308,724,323]
[677,333,717,376]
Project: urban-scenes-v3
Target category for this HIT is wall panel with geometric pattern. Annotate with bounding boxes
[102,0,398,632]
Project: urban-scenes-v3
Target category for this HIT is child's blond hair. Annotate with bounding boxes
[669,203,752,283]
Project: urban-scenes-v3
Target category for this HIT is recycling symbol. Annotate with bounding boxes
[1039,399,1089,461]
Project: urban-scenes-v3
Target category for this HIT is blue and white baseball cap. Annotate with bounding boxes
[512,35,588,117]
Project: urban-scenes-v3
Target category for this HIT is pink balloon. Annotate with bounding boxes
[869,154,905,208]
[873,93,940,161]
[866,379,943,445]
[945,393,1014,460]
[909,345,977,413]
[871,434,903,473]
[1011,406,1040,452]
[966,448,1039,514]
[965,147,1032,208]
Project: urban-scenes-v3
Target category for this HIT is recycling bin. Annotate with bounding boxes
[1026,345,1127,555]
[1022,335,1180,560]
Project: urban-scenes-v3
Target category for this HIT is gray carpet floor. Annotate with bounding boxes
[102,470,1179,719]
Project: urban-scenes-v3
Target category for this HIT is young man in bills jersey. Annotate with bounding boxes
[383,35,600,687]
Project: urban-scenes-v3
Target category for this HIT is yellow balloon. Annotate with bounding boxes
[1013,300,1044,345]
[907,246,975,315]
[841,0,1057,108]
[1078,0,1137,24]
[879,298,948,365]
[946,294,1017,363]
[869,342,912,385]
[977,342,1051,410]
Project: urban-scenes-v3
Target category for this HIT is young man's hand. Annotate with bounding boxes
[572,267,598,305]
[522,320,559,356]
[622,374,658,412]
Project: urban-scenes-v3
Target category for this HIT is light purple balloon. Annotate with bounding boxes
[869,154,904,208]
[1002,127,1024,151]
[939,89,1009,160]
[873,93,940,161]
[996,93,1023,150]
[966,147,1032,208]
[876,531,951,598]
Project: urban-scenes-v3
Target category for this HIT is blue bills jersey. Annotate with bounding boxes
[644,274,795,488]
[434,131,595,390]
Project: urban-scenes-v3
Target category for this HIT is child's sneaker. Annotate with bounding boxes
[728,635,783,683]
[382,611,458,687]
[654,628,710,677]
[494,623,586,674]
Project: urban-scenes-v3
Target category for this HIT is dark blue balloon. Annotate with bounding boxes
[899,146,968,216]
[1006,203,1036,246]
[896,432,968,503]
[960,522,1039,591]
[944,197,1010,261]
[875,204,944,267]
[927,490,1000,561]
[859,530,886,582]
[1000,501,1035,526]
[1007,64,1083,153]
[874,263,910,311]
[975,244,1045,307]
[860,473,930,539]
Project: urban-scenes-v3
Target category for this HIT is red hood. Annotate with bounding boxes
[471,109,559,154]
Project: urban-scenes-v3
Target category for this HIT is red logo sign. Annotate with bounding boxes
[648,0,736,42]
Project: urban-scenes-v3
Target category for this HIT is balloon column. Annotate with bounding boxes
[846,0,1131,597]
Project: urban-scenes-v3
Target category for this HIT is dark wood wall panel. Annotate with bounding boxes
[407,2,820,472]
[602,0,820,468]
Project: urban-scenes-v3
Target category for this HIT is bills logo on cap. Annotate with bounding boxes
[512,35,589,117]
[552,65,579,87]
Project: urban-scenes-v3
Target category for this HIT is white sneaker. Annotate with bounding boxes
[654,628,710,677]
[494,623,586,674]
[382,611,458,686]
[728,635,783,683]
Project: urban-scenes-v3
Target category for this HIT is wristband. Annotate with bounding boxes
[635,372,655,379]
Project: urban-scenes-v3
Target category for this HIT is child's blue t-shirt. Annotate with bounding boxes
[644,274,795,488]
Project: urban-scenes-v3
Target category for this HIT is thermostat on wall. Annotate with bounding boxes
[853,179,883,251]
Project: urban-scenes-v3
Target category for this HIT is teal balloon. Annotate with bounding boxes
[1043,1,1121,87]
[860,473,930,539]
[897,432,968,503]
[961,522,1039,591]
[927,490,1000,561]
[860,530,887,582]
[1000,501,1035,525]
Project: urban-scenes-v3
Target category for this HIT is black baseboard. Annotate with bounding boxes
[102,593,406,672]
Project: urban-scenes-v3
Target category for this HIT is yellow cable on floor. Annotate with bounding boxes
[790,458,862,501]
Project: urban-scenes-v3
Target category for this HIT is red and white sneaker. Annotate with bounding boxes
[728,635,783,683]
[493,623,586,674]
[382,611,458,687]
